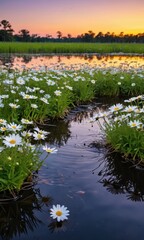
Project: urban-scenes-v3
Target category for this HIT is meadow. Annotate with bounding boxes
[0,42,144,53]
[0,52,144,195]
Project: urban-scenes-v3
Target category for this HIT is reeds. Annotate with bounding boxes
[0,42,144,53]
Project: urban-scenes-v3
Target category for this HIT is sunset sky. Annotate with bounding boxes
[0,0,144,37]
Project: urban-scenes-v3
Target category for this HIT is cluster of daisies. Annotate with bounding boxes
[91,95,144,131]
[90,95,144,161]
[0,118,58,153]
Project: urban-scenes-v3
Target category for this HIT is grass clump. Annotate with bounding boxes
[92,95,144,164]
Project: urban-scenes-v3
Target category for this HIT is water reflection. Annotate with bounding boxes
[0,187,52,240]
[98,152,144,201]
[37,119,71,146]
[0,54,143,70]
[48,220,68,233]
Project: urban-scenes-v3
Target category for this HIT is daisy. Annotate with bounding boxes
[16,77,25,85]
[40,97,49,104]
[21,118,33,124]
[54,90,62,96]
[50,204,70,222]
[21,130,33,138]
[109,103,123,113]
[33,132,46,140]
[0,119,7,125]
[128,120,142,128]
[0,126,7,132]
[31,104,38,109]
[7,122,22,132]
[42,145,58,153]
[34,127,50,136]
[123,105,137,113]
[131,83,136,87]
[9,103,20,109]
[3,134,22,148]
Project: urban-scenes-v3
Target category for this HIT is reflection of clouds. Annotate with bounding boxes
[98,152,144,201]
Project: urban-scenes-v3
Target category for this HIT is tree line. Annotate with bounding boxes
[0,19,144,43]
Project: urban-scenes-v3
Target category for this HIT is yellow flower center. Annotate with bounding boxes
[114,107,119,111]
[12,125,16,129]
[56,210,62,216]
[46,149,52,153]
[9,139,16,144]
[37,134,42,139]
[132,123,136,127]
[25,95,30,99]
[1,127,6,131]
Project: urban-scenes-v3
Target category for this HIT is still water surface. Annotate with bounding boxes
[0,53,144,70]
[0,101,144,240]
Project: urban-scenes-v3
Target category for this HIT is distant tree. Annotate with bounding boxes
[31,34,39,42]
[56,31,62,39]
[0,19,14,41]
[95,32,104,42]
[18,29,30,42]
[81,30,95,42]
[67,34,72,39]
[46,34,52,39]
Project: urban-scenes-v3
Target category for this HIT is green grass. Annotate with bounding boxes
[0,42,144,53]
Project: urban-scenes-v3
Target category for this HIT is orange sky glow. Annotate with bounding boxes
[0,0,143,37]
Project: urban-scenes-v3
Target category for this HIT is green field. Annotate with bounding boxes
[0,42,144,53]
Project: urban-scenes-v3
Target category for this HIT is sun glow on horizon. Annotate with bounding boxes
[0,0,143,37]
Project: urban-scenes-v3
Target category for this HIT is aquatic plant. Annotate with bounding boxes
[92,95,144,164]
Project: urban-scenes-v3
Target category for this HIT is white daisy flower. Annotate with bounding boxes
[40,97,49,104]
[0,126,7,132]
[109,103,123,113]
[31,104,38,109]
[123,105,137,113]
[91,80,96,84]
[50,204,70,222]
[34,127,50,136]
[7,123,22,132]
[128,120,142,128]
[54,90,62,96]
[21,119,33,124]
[117,82,121,85]
[9,103,20,109]
[3,134,22,148]
[33,132,46,140]
[131,83,136,87]
[0,119,7,125]
[21,130,33,138]
[16,77,25,85]
[42,145,58,153]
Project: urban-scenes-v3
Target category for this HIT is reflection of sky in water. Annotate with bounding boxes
[0,54,144,70]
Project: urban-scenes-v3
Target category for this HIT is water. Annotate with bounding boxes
[0,53,144,70]
[1,102,144,240]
